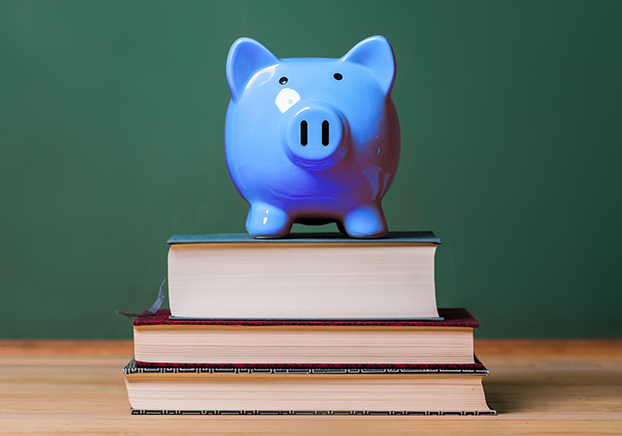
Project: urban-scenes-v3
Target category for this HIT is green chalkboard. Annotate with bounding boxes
[0,0,620,338]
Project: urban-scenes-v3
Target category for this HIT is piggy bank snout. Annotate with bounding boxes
[284,105,346,169]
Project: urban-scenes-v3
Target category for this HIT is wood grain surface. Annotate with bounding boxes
[0,339,621,435]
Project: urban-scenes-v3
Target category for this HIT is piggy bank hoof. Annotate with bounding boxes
[246,203,292,238]
[343,204,388,238]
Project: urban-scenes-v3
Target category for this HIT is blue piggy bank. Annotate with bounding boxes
[225,36,400,238]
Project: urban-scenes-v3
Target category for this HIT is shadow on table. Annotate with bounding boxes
[481,355,622,415]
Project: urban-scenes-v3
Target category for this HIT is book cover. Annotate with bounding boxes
[167,231,442,245]
[125,359,488,375]
[133,308,477,328]
[132,360,487,372]
[131,410,496,416]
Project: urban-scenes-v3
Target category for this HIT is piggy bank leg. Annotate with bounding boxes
[343,203,388,238]
[246,202,292,238]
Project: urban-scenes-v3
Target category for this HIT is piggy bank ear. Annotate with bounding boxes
[342,35,396,95]
[226,37,279,100]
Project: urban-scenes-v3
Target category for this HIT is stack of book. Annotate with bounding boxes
[124,232,494,415]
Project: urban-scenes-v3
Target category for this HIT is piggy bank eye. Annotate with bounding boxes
[333,73,343,81]
[279,76,288,85]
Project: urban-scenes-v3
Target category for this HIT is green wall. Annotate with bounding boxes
[1,0,620,338]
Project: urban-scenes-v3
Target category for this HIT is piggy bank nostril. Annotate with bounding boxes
[300,120,308,146]
[322,120,329,146]
[285,105,344,166]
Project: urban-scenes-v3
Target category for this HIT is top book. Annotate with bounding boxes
[167,232,442,320]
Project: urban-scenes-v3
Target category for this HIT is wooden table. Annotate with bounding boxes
[1,340,621,435]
